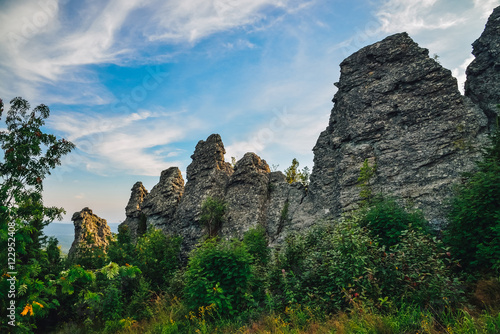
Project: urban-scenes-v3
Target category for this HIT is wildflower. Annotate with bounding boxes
[21,304,33,316]
[33,301,44,308]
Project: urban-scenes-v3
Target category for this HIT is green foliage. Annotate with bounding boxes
[357,158,377,204]
[0,97,75,210]
[284,158,310,188]
[56,262,152,330]
[199,197,227,237]
[107,224,138,266]
[184,238,253,316]
[268,217,462,313]
[136,228,182,292]
[0,97,74,332]
[359,197,428,247]
[242,226,270,266]
[445,117,500,275]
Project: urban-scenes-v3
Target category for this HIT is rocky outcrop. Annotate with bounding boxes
[307,32,488,226]
[465,6,500,127]
[173,134,234,251]
[265,171,307,244]
[222,153,271,239]
[68,207,111,261]
[141,167,184,228]
[120,182,148,242]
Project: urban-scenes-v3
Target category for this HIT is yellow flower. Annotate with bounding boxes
[33,301,44,308]
[21,304,33,316]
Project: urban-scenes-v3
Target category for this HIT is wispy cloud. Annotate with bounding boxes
[145,0,288,43]
[0,0,296,104]
[50,108,203,176]
[376,0,464,34]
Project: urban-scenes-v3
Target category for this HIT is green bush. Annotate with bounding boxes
[269,216,462,313]
[243,226,270,265]
[136,228,182,292]
[445,118,500,275]
[107,224,138,266]
[359,197,429,247]
[184,238,253,316]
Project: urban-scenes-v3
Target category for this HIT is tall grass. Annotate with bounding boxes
[107,294,500,334]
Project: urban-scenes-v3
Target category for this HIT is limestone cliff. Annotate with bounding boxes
[306,32,488,227]
[68,207,111,261]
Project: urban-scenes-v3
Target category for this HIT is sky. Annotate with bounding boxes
[1,0,499,224]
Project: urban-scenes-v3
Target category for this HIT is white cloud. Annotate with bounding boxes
[376,0,465,35]
[452,55,475,93]
[474,0,500,17]
[0,0,297,104]
[145,0,289,43]
[51,108,203,176]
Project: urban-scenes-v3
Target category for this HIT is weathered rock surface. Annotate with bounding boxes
[307,32,489,226]
[68,207,111,261]
[141,167,184,228]
[173,134,234,251]
[465,6,500,127]
[265,171,307,245]
[121,182,148,242]
[222,153,271,239]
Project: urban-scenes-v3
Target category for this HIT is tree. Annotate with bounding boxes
[0,97,75,331]
[284,158,310,188]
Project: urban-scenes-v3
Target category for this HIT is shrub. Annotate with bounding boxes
[359,196,429,247]
[243,226,270,265]
[445,118,500,275]
[269,217,462,313]
[284,158,310,188]
[199,197,227,237]
[107,224,138,266]
[184,238,253,316]
[136,228,182,292]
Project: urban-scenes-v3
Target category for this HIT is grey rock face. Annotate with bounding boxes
[222,152,271,239]
[68,207,111,261]
[308,32,489,225]
[141,167,184,228]
[465,6,500,127]
[121,182,148,242]
[265,172,307,245]
[173,134,234,251]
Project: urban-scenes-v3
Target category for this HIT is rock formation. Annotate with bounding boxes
[306,32,489,227]
[141,167,184,228]
[465,6,500,128]
[116,6,499,254]
[173,134,234,251]
[68,207,111,261]
[120,182,148,242]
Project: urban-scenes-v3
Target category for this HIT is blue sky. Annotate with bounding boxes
[1,0,498,223]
